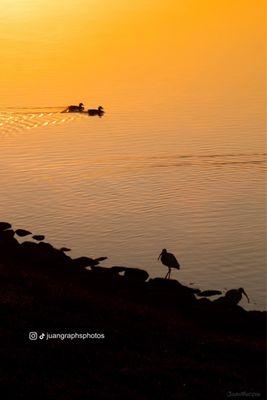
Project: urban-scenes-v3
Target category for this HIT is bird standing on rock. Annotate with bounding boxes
[224,288,250,305]
[158,248,180,279]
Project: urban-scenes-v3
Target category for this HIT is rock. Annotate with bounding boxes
[96,257,108,262]
[0,229,15,239]
[90,265,115,277]
[197,298,212,305]
[148,278,198,308]
[19,240,40,251]
[110,266,127,274]
[124,268,149,282]
[15,229,32,237]
[72,256,106,268]
[0,222,12,231]
[32,235,45,241]
[197,290,222,297]
[149,278,200,294]
[110,266,149,282]
[18,241,72,269]
[60,247,71,252]
[0,229,19,255]
[149,277,180,289]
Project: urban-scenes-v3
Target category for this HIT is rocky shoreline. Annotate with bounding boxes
[0,222,266,399]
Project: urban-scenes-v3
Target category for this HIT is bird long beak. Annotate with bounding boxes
[243,290,250,303]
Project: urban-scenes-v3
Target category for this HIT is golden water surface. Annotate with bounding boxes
[0,1,266,309]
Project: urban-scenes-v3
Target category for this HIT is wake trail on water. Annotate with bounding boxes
[0,107,83,136]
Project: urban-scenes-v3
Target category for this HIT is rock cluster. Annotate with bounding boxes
[0,221,265,320]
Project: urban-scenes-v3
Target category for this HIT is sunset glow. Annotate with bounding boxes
[0,0,265,107]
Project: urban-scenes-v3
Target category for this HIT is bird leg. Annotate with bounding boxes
[165,268,171,279]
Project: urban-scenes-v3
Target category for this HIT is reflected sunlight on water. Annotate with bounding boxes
[0,107,81,136]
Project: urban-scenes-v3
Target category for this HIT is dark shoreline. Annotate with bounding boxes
[0,222,266,399]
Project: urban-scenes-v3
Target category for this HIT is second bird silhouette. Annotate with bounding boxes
[158,248,180,279]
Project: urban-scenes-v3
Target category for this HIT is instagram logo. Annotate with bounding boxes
[29,332,38,341]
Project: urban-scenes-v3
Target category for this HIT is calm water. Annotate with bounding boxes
[0,100,266,310]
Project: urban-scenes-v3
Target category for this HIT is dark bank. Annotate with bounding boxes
[0,222,266,400]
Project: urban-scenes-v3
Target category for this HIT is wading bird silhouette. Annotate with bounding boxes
[224,288,250,305]
[158,248,180,279]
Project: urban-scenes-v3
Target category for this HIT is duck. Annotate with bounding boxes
[61,103,84,113]
[88,106,105,117]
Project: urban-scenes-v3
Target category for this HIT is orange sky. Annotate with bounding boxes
[0,0,265,107]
